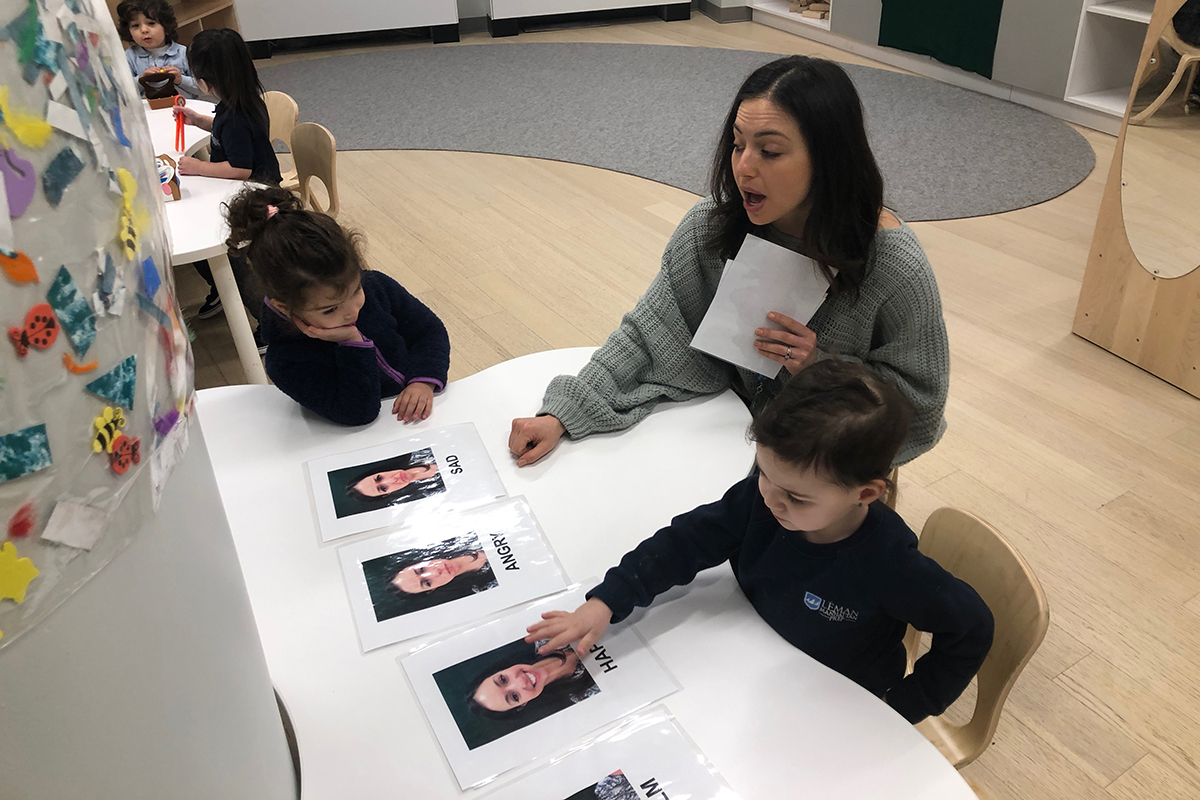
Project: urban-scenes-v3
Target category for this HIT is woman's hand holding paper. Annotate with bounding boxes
[525,597,612,656]
[755,311,819,375]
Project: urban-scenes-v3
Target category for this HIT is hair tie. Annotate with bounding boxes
[266,204,279,219]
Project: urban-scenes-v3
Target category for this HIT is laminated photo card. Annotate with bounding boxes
[306,423,507,541]
[481,707,742,800]
[402,584,679,790]
[338,496,569,652]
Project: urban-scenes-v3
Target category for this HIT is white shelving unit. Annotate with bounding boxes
[750,0,832,33]
[1064,0,1155,117]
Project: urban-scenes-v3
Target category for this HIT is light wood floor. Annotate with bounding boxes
[179,14,1200,800]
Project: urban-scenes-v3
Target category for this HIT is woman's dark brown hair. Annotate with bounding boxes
[187,28,270,134]
[224,186,365,311]
[708,56,885,295]
[116,0,179,44]
[750,359,912,489]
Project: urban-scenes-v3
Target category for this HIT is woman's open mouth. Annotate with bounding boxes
[743,191,766,213]
[523,670,538,689]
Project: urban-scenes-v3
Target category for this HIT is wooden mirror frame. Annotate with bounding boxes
[1073,0,1199,399]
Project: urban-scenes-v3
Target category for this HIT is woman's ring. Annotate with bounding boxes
[786,347,792,360]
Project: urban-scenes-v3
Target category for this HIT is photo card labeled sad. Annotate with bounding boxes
[338,496,569,651]
[306,423,506,541]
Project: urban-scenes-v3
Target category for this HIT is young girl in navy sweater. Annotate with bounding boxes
[225,186,450,426]
[527,359,994,724]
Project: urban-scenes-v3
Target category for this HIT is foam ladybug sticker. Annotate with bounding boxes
[109,433,140,475]
[8,303,59,357]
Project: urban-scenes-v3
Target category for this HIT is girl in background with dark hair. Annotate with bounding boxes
[117,0,199,98]
[224,186,450,425]
[172,28,281,323]
[511,55,949,470]
[527,359,993,725]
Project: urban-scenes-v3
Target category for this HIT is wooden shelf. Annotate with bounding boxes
[1066,86,1132,115]
[173,0,237,28]
[1086,0,1153,24]
[750,0,831,32]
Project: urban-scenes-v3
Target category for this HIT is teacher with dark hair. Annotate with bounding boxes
[509,55,948,469]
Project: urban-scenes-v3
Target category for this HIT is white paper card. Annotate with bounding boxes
[46,100,88,141]
[40,501,108,551]
[306,423,507,542]
[403,584,679,790]
[0,171,13,254]
[338,496,569,652]
[690,234,832,376]
[48,72,68,100]
[481,708,742,800]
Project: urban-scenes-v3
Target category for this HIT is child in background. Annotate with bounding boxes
[527,360,994,724]
[173,28,282,324]
[225,186,451,426]
[117,0,199,99]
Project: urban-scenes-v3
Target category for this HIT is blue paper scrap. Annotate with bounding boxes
[43,147,84,207]
[136,292,170,329]
[46,265,97,357]
[85,355,137,410]
[56,47,91,138]
[141,257,160,299]
[0,423,52,483]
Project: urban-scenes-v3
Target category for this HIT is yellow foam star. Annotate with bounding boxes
[0,541,40,604]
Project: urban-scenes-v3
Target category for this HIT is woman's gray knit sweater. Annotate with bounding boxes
[539,198,949,466]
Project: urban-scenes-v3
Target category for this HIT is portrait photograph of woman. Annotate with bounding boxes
[327,446,445,520]
[563,771,639,800]
[363,532,498,622]
[435,636,600,751]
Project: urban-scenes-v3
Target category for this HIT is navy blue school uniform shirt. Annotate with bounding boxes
[260,270,450,425]
[588,476,994,723]
[210,102,282,185]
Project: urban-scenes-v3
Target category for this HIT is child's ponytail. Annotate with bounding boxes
[223,186,365,312]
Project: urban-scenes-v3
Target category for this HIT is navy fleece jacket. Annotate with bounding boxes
[260,270,450,425]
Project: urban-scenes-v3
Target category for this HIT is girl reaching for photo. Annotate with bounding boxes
[225,187,451,426]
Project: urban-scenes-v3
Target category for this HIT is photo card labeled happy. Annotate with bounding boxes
[402,584,680,790]
[480,707,742,800]
[338,496,570,652]
[306,423,507,542]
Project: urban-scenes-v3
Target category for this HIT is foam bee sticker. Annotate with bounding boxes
[8,303,59,357]
[92,406,127,454]
[109,433,141,475]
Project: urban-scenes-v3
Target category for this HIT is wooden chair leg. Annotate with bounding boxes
[1132,61,1193,124]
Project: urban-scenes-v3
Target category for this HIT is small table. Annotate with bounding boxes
[145,100,268,384]
[196,347,977,800]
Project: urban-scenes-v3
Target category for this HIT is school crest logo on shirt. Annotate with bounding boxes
[804,591,823,610]
[803,591,860,622]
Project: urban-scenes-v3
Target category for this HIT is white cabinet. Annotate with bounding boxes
[1065,0,1155,115]
[237,0,457,42]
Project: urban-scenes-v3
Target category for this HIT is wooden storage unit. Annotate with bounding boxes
[105,0,240,45]
[749,0,832,33]
[1064,0,1155,116]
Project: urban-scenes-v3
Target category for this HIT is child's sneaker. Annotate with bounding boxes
[197,289,223,319]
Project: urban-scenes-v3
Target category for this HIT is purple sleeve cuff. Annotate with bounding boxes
[409,377,445,393]
[338,335,374,349]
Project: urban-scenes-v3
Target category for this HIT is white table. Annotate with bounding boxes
[145,100,268,384]
[196,348,976,800]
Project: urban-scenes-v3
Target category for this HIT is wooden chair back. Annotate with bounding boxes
[290,122,340,218]
[263,91,300,189]
[1132,21,1200,122]
[902,507,1049,767]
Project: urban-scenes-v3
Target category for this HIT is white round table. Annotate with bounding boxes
[145,100,267,384]
[195,347,977,800]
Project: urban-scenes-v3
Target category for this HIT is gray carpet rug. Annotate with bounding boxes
[258,43,1096,222]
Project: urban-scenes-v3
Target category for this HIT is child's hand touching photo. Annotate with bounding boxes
[525,597,612,657]
[393,382,434,423]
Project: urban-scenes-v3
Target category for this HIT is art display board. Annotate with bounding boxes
[691,234,833,376]
[480,707,742,800]
[402,584,679,790]
[305,423,506,541]
[338,496,569,652]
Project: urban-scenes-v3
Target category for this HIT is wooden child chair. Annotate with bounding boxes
[264,91,300,189]
[1132,20,1200,123]
[291,122,340,218]
[902,507,1049,767]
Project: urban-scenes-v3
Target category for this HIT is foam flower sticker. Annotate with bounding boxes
[0,541,39,604]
